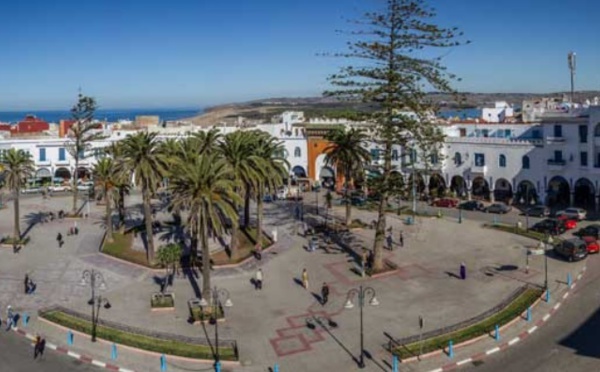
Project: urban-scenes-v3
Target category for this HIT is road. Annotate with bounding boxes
[0,331,100,372]
[467,250,600,372]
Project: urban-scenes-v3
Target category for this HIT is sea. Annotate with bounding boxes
[0,108,202,124]
[438,108,481,119]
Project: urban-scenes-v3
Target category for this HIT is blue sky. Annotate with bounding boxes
[1,0,599,110]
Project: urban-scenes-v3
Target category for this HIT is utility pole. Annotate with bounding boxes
[568,51,576,104]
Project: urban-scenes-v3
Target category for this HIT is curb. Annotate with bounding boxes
[11,327,135,372]
[425,265,586,372]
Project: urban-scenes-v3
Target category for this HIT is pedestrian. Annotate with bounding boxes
[6,305,13,331]
[399,231,404,247]
[24,274,29,294]
[255,243,262,260]
[321,282,330,305]
[301,268,309,290]
[34,334,41,359]
[27,278,36,294]
[56,232,63,248]
[361,249,368,276]
[460,262,466,280]
[38,337,46,357]
[255,269,263,290]
[386,232,393,251]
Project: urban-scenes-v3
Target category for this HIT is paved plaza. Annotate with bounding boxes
[0,191,586,371]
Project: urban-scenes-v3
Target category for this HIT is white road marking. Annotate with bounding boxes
[457,358,472,366]
[91,360,106,368]
[486,347,500,355]
[67,351,80,359]
[553,302,561,310]
[508,337,520,346]
[542,314,551,322]
[528,325,538,334]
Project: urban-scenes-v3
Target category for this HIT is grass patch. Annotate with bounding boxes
[189,305,225,323]
[40,309,236,360]
[393,287,543,360]
[348,219,369,229]
[211,227,273,266]
[484,223,562,243]
[1,236,31,245]
[151,293,174,308]
[102,232,161,269]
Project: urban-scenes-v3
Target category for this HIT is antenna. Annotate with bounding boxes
[568,52,576,103]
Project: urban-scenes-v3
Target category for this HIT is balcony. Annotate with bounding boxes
[547,159,566,171]
[546,136,566,144]
[445,137,543,146]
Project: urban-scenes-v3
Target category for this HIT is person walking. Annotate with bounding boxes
[33,335,41,359]
[321,282,330,305]
[255,269,263,290]
[399,231,404,247]
[386,232,393,251]
[24,274,29,294]
[301,268,309,290]
[56,233,63,248]
[6,305,13,331]
[460,262,466,280]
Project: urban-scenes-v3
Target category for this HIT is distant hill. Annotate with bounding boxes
[187,91,600,126]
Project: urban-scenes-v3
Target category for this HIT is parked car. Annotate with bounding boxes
[556,208,587,221]
[458,200,485,211]
[573,224,600,239]
[582,236,600,254]
[49,184,72,192]
[341,195,367,206]
[556,215,577,230]
[21,187,42,194]
[525,205,550,217]
[431,198,458,208]
[553,238,588,262]
[530,219,567,235]
[263,194,274,203]
[485,203,512,214]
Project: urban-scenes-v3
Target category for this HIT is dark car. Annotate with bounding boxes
[573,224,600,239]
[485,203,512,214]
[458,200,485,211]
[525,206,550,217]
[530,219,567,236]
[554,238,588,262]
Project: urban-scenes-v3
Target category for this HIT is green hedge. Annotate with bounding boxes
[41,310,237,360]
[483,223,562,242]
[393,287,542,359]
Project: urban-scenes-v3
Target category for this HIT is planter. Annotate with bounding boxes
[151,292,175,311]
[0,236,30,249]
[188,299,225,324]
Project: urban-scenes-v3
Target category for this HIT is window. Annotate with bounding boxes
[579,125,588,143]
[554,150,563,161]
[505,129,512,138]
[553,125,562,138]
[392,149,398,161]
[410,149,417,163]
[522,155,530,169]
[430,153,439,164]
[581,151,588,166]
[39,148,46,162]
[499,154,506,167]
[454,152,462,166]
[482,129,489,138]
[474,153,485,167]
[294,147,301,158]
[370,149,379,161]
[59,148,66,161]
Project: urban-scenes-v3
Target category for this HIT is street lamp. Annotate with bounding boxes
[344,286,379,369]
[79,269,110,342]
[200,286,233,371]
[544,235,554,289]
[314,187,320,216]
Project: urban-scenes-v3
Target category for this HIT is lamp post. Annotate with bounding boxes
[344,286,379,369]
[79,269,110,342]
[544,235,553,289]
[200,286,233,371]
[314,187,320,216]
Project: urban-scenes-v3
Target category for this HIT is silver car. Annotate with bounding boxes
[556,208,587,221]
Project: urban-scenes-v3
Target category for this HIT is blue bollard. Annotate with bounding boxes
[495,324,500,341]
[392,355,399,372]
[448,340,454,359]
[160,354,167,372]
[22,313,28,327]
[567,273,572,288]
[111,343,117,360]
[274,364,279,372]
[526,306,532,322]
[215,361,221,372]
[545,289,550,303]
[67,330,74,346]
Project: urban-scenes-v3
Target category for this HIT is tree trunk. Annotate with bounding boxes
[344,172,351,226]
[13,190,20,241]
[118,187,126,233]
[372,141,392,272]
[200,216,211,300]
[142,187,155,263]
[256,190,263,248]
[105,186,113,243]
[72,158,79,215]
[229,226,239,260]
[243,183,251,228]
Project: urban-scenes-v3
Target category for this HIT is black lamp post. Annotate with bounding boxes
[344,286,379,369]
[200,286,233,371]
[80,269,110,342]
[315,187,320,216]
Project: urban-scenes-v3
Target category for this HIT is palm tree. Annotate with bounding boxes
[93,158,117,243]
[2,149,34,243]
[169,153,241,300]
[253,133,288,249]
[118,132,169,263]
[218,131,263,258]
[156,243,182,293]
[324,128,371,225]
